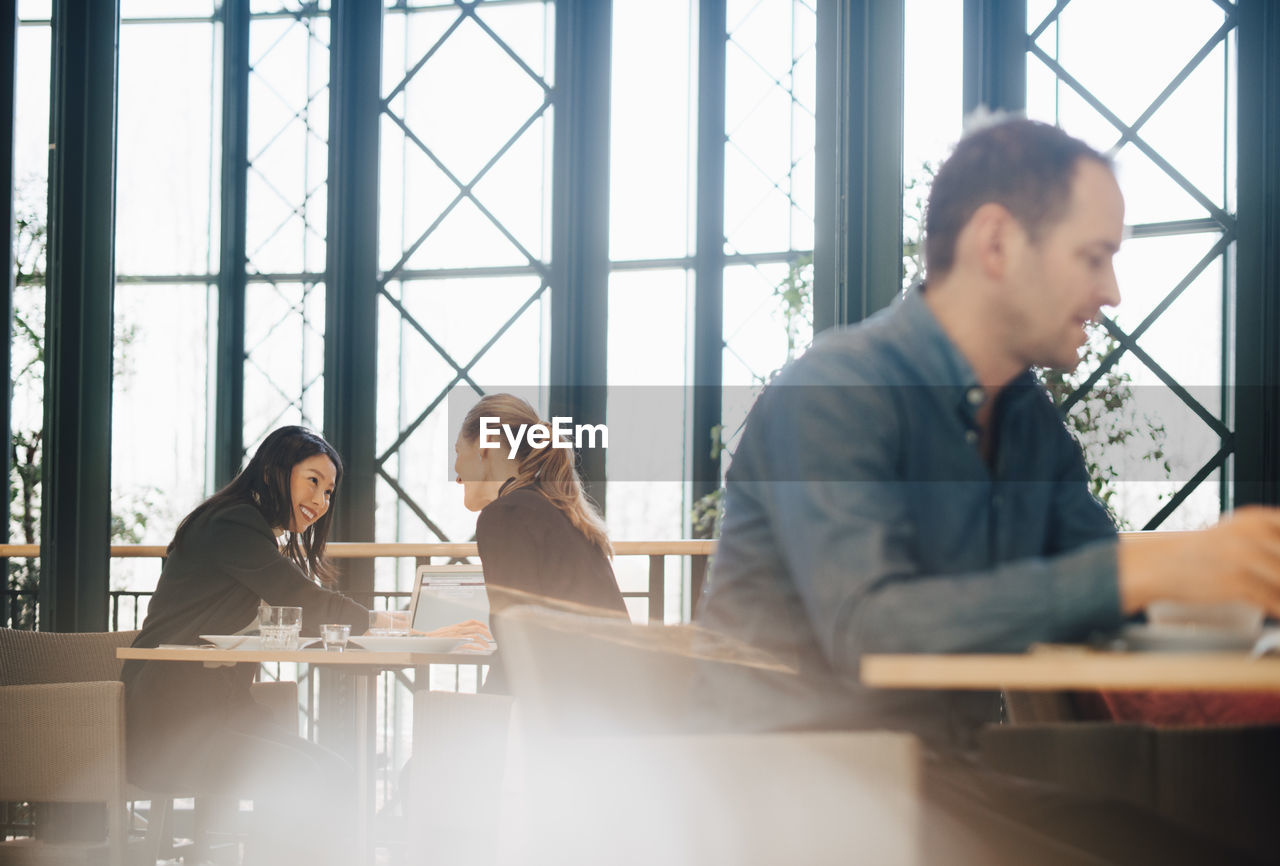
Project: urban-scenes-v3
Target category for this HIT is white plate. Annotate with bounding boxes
[347,635,464,653]
[199,634,262,650]
[1118,623,1260,654]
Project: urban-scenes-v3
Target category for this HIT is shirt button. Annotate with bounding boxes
[966,387,985,407]
[964,430,979,445]
[992,494,1003,507]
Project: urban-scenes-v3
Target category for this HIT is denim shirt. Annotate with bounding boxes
[697,287,1124,747]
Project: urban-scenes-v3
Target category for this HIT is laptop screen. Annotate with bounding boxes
[408,564,490,634]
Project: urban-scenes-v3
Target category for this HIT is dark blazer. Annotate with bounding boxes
[122,501,367,789]
[476,484,627,691]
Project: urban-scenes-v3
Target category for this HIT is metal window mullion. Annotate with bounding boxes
[549,0,611,508]
[41,0,119,631]
[2,0,16,556]
[1233,0,1280,507]
[215,0,249,487]
[962,0,1027,116]
[1221,22,1234,512]
[315,0,382,799]
[324,0,381,598]
[813,0,904,330]
[692,0,726,519]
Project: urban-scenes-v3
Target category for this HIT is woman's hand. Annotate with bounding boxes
[415,618,493,650]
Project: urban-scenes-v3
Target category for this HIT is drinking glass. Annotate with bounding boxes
[260,605,303,650]
[320,623,350,652]
[367,609,410,636]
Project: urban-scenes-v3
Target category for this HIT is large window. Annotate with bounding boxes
[720,0,816,445]
[112,5,221,560]
[7,1,52,628]
[1025,0,1236,530]
[243,2,331,450]
[376,0,555,593]
[605,0,694,621]
[14,0,1252,615]
[901,0,962,286]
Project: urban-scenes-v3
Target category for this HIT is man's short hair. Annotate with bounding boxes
[924,118,1111,277]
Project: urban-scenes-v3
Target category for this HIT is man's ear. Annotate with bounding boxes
[966,202,1020,281]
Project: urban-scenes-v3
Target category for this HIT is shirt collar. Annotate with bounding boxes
[894,284,1044,425]
[894,285,987,423]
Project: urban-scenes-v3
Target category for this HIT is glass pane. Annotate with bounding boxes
[12,20,50,208]
[18,0,50,19]
[1114,470,1221,532]
[609,0,693,261]
[722,260,807,386]
[376,4,555,566]
[1069,373,1222,530]
[121,0,215,17]
[606,267,689,527]
[117,21,219,276]
[397,18,546,189]
[1032,0,1227,130]
[724,0,816,256]
[1025,0,1234,528]
[381,7,552,275]
[1139,39,1227,210]
[252,0,330,14]
[720,259,810,461]
[9,18,51,623]
[244,280,326,451]
[475,0,553,82]
[1026,1,1231,220]
[10,188,46,554]
[11,16,50,430]
[246,10,330,276]
[111,284,214,594]
[902,0,961,287]
[374,277,550,559]
[608,269,689,619]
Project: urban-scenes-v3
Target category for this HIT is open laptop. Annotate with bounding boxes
[408,563,490,634]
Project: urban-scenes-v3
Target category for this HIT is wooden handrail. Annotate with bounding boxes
[0,532,1185,561]
[0,540,718,559]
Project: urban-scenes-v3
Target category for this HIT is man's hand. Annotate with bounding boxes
[1118,506,1280,616]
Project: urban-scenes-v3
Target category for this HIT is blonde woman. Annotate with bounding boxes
[454,393,628,691]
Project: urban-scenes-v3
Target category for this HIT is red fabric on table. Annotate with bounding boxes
[1099,691,1280,726]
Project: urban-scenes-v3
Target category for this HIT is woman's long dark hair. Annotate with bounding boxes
[168,426,343,584]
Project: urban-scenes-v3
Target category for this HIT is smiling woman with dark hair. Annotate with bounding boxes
[122,426,374,866]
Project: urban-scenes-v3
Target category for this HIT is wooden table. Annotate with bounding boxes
[860,646,1280,692]
[117,644,494,865]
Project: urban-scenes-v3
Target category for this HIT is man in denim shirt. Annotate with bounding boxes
[698,119,1280,864]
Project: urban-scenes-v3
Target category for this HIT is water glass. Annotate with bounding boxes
[320,623,350,652]
[260,605,303,650]
[368,609,410,636]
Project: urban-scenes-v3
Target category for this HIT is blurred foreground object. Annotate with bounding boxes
[495,603,923,865]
